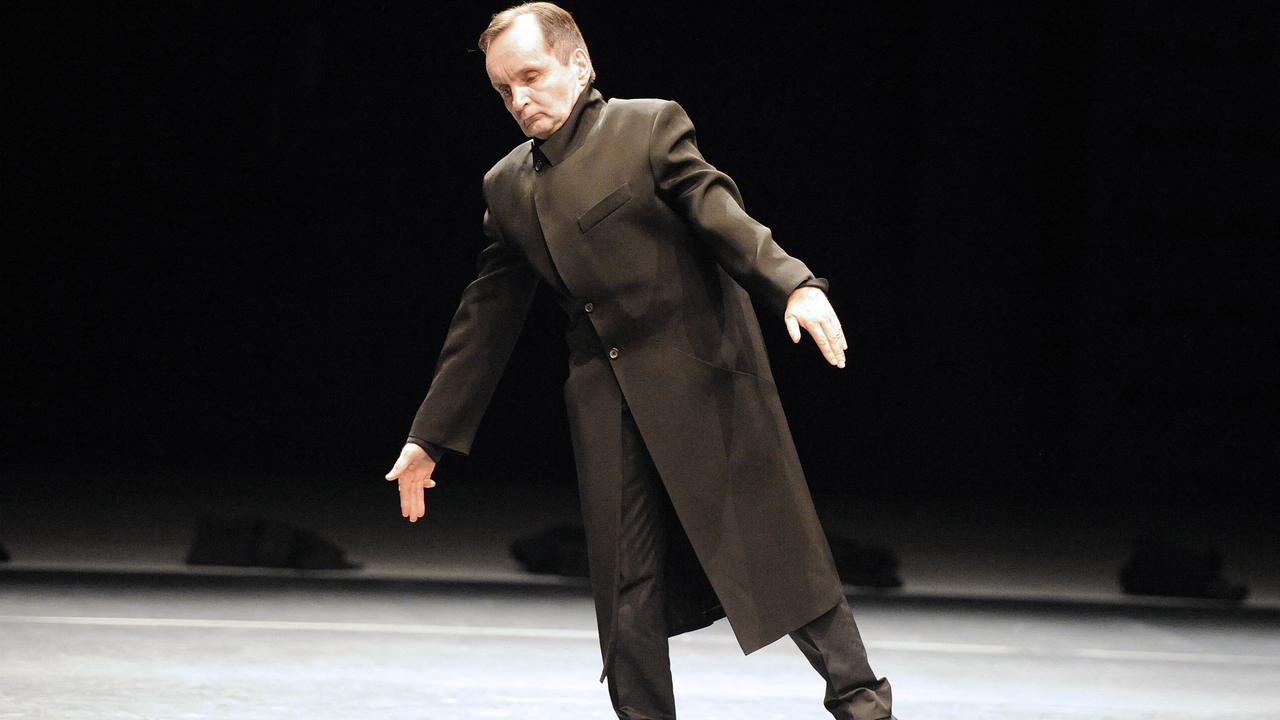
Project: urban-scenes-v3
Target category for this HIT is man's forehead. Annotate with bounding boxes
[485,15,553,81]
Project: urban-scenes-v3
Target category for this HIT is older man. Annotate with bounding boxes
[384,3,895,719]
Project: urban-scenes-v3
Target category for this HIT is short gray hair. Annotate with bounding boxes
[478,2,596,84]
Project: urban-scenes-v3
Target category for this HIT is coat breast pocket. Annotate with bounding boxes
[576,182,633,234]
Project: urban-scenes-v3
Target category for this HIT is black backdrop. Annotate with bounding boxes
[6,2,1277,502]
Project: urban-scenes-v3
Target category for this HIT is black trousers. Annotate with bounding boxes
[608,402,893,720]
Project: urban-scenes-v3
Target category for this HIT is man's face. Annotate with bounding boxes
[485,14,588,140]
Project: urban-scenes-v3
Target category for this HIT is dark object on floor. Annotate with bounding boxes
[0,541,9,562]
[826,533,903,589]
[186,515,360,570]
[1119,533,1248,601]
[510,521,590,577]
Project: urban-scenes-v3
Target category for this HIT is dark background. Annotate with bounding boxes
[5,2,1277,506]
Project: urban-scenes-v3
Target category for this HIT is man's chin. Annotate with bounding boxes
[522,114,568,140]
[523,121,552,140]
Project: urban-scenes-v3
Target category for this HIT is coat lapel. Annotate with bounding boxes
[486,150,573,297]
[492,85,609,302]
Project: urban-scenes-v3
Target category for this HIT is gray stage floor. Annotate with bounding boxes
[1,572,1277,719]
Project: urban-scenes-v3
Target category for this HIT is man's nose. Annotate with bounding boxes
[511,86,531,110]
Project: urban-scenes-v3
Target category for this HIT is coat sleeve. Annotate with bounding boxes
[647,100,817,316]
[406,204,540,457]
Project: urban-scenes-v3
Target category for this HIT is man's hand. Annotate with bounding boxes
[384,443,438,523]
[784,286,847,368]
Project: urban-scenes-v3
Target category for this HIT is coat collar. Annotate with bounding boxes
[531,82,603,169]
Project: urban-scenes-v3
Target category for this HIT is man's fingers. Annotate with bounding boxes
[810,323,836,366]
[807,320,845,368]
[829,319,848,351]
[394,476,437,522]
[820,319,847,367]
[412,483,423,522]
[785,315,801,343]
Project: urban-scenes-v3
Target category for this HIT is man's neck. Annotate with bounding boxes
[535,82,588,146]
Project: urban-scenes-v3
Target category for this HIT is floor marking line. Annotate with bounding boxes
[1069,647,1280,666]
[0,615,597,640]
[868,640,1022,654]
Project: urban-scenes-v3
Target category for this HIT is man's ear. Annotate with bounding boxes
[572,47,590,84]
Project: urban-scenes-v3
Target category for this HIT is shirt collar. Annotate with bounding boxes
[532,82,602,170]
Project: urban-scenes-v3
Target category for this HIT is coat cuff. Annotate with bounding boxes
[794,276,829,295]
[406,436,447,463]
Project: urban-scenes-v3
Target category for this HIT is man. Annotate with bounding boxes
[384,4,895,718]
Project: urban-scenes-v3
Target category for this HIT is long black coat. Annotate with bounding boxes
[408,84,844,681]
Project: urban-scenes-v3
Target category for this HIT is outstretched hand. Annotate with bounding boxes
[784,286,847,368]
[384,443,438,523]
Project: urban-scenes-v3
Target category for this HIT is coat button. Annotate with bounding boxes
[584,302,594,313]
[608,347,619,359]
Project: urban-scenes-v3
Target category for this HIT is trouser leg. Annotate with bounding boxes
[606,401,677,720]
[789,595,893,720]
